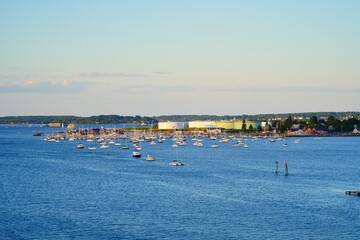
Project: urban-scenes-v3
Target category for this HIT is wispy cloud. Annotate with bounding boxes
[117,84,193,94]
[72,72,150,78]
[213,86,360,93]
[7,66,21,70]
[0,75,22,81]
[0,80,92,94]
[155,72,173,75]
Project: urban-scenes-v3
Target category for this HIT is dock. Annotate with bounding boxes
[345,191,360,196]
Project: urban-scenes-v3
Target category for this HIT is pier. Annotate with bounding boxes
[345,191,360,196]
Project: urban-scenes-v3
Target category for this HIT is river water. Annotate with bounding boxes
[1,125,360,239]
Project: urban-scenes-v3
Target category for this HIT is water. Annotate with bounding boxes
[1,125,360,239]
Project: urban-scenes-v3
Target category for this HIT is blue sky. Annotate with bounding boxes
[1,0,359,116]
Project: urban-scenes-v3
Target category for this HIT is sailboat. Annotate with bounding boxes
[169,145,184,166]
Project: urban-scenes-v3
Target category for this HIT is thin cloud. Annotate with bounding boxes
[72,72,150,78]
[0,80,92,94]
[213,86,360,93]
[7,66,21,70]
[117,84,193,94]
[155,72,173,75]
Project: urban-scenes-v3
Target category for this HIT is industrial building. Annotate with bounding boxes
[158,122,188,130]
[188,121,217,129]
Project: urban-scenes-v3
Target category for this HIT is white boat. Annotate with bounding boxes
[132,151,141,158]
[146,154,155,161]
[122,146,129,149]
[100,145,110,149]
[211,144,219,148]
[77,143,84,149]
[88,146,97,150]
[169,161,185,166]
[243,144,250,148]
[149,141,157,145]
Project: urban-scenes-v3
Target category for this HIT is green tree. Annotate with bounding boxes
[248,125,254,132]
[241,119,247,131]
[283,116,293,130]
[308,116,318,128]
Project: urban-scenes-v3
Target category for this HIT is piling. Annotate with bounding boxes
[284,161,289,176]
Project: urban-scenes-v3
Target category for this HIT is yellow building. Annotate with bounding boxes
[49,122,61,127]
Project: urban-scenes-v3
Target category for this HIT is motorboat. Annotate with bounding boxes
[88,146,97,150]
[77,143,84,149]
[132,151,141,158]
[100,145,110,149]
[146,154,155,161]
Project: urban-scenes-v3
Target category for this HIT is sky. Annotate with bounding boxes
[1,0,359,117]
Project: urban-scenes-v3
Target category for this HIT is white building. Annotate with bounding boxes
[158,122,188,130]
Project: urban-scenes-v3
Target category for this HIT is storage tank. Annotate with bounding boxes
[189,121,216,129]
[158,122,187,130]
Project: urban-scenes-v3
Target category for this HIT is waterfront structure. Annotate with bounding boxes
[49,122,61,127]
[189,121,217,129]
[158,122,188,130]
[214,120,262,130]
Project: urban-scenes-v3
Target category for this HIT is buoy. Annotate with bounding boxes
[275,161,279,173]
[284,161,289,176]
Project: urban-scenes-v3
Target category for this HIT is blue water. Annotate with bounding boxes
[1,125,360,239]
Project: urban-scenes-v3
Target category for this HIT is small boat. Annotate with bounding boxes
[77,143,84,149]
[149,141,157,145]
[133,151,141,158]
[88,146,97,150]
[283,143,288,147]
[169,160,185,166]
[122,146,129,149]
[211,144,219,148]
[100,145,110,149]
[146,154,155,161]
[243,144,250,148]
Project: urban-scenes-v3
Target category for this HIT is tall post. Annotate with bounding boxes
[284,161,289,176]
[275,161,279,174]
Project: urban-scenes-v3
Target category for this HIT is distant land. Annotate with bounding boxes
[0,112,359,125]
